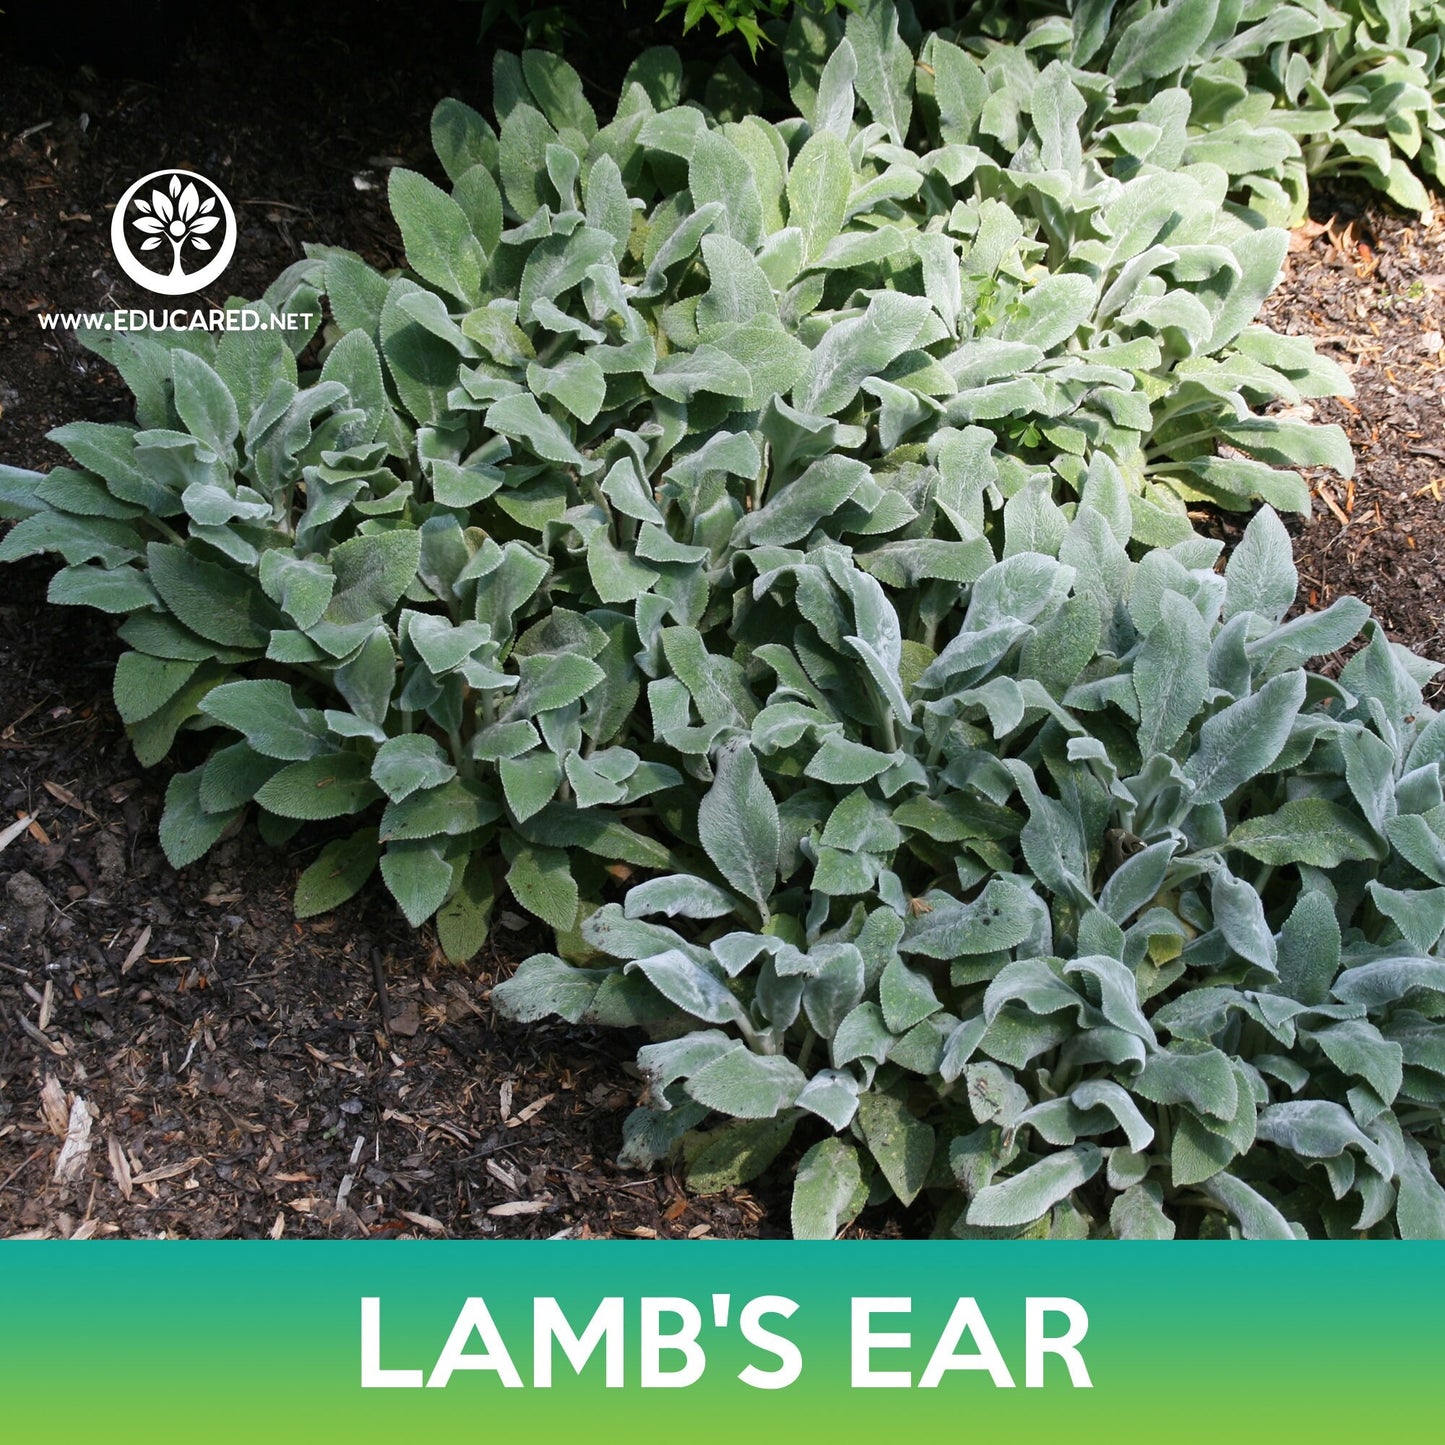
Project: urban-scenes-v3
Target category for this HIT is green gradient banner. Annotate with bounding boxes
[0,1243,1438,1443]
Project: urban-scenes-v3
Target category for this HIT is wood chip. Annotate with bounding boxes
[334,1135,367,1210]
[42,780,96,818]
[385,1001,420,1037]
[487,1199,547,1218]
[1317,484,1350,527]
[0,813,34,855]
[505,1092,554,1128]
[443,980,488,1019]
[19,1013,66,1057]
[129,1154,206,1186]
[39,1074,70,1136]
[38,980,53,1033]
[53,1097,93,1183]
[108,1135,133,1201]
[120,924,152,976]
[398,1209,447,1234]
[486,1157,524,1194]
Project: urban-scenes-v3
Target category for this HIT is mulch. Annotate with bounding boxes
[1265,191,1445,698]
[1,5,1442,1239]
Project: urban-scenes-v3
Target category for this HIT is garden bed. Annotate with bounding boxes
[2,2,1443,1238]
[0,1,790,1239]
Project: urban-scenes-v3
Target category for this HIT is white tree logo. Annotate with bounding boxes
[109,169,238,297]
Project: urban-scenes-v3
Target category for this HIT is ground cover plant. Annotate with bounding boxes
[502,506,1445,1240]
[946,0,1445,219]
[2,0,1443,1236]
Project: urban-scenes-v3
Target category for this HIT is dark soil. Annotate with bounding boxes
[1,3,1442,1240]
[1264,192,1445,698]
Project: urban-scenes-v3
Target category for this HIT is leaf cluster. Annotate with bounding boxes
[951,0,1445,217]
[655,0,856,56]
[499,507,1445,1239]
[0,3,1356,948]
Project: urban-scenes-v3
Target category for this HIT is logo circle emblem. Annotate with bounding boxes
[110,169,237,297]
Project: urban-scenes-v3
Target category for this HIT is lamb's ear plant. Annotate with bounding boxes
[948,0,1445,219]
[498,506,1445,1240]
[0,2,1356,953]
[1,0,1440,1237]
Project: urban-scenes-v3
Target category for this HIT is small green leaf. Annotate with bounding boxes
[1110,1182,1176,1240]
[1184,672,1307,805]
[159,766,240,869]
[1276,891,1340,1006]
[147,543,276,650]
[1135,1046,1239,1121]
[857,1091,934,1207]
[967,1144,1103,1228]
[381,840,455,927]
[1225,506,1297,623]
[199,679,330,761]
[113,652,202,726]
[880,957,942,1033]
[435,855,497,963]
[371,734,457,803]
[624,875,741,920]
[200,741,284,813]
[294,830,380,918]
[901,881,1036,958]
[127,664,227,768]
[697,741,780,915]
[684,1048,806,1119]
[791,1137,869,1239]
[492,953,602,1025]
[431,97,497,183]
[47,562,157,614]
[255,754,381,820]
[500,752,563,823]
[380,778,500,842]
[786,129,851,261]
[1134,591,1210,756]
[325,530,424,626]
[1229,798,1385,868]
[171,349,239,463]
[686,1115,795,1194]
[259,553,335,631]
[388,167,485,303]
[625,950,749,1028]
[506,842,579,932]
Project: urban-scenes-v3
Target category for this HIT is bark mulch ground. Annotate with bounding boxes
[1266,190,1445,700]
[2,5,1442,1240]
